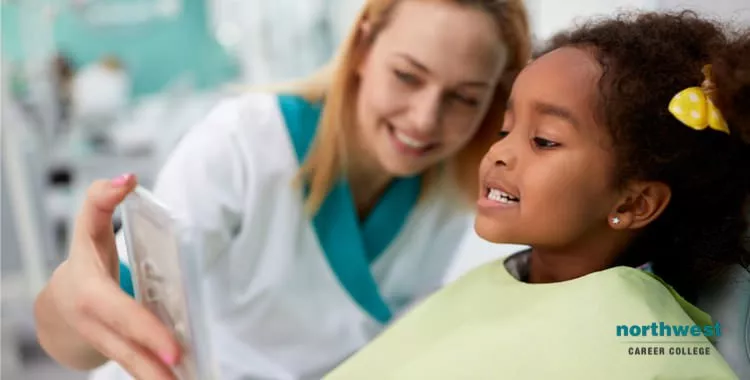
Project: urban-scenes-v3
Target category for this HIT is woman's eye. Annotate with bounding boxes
[497,131,510,139]
[394,70,420,85]
[450,93,480,107]
[533,137,560,149]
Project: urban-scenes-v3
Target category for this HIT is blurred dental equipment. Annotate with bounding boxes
[73,0,182,25]
[208,0,365,84]
[70,57,131,148]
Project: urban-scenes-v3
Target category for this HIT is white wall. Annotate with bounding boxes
[657,0,750,24]
[526,0,659,40]
[525,0,750,43]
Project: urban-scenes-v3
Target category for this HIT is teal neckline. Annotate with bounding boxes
[278,94,421,324]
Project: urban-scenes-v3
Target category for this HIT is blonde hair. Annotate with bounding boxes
[272,0,531,215]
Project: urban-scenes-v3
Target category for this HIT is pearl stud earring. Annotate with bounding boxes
[611,216,621,225]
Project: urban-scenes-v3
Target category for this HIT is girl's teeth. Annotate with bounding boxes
[394,130,429,149]
[487,188,519,203]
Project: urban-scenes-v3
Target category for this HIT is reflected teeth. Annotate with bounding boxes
[394,130,429,148]
[487,188,519,203]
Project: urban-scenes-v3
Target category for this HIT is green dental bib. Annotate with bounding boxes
[326,252,738,380]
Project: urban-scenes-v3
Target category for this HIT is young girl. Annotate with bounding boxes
[34,1,532,379]
[325,11,749,379]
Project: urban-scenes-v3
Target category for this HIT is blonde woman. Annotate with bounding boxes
[34,0,531,379]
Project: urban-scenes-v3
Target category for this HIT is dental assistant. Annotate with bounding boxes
[34,1,532,379]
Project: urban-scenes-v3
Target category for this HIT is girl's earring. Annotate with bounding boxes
[611,216,621,226]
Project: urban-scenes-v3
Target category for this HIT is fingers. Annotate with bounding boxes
[78,315,176,380]
[76,174,137,248]
[79,280,182,367]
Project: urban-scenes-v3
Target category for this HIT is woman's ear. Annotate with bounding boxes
[360,19,373,42]
[608,181,671,230]
[355,20,375,76]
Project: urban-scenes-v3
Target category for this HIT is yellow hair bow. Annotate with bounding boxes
[668,65,730,135]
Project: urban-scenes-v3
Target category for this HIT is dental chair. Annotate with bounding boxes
[696,263,750,378]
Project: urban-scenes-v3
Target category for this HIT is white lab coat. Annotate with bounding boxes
[89,92,472,380]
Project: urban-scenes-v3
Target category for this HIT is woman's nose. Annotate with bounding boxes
[409,91,442,133]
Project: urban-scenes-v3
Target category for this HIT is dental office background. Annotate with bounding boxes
[1,0,748,378]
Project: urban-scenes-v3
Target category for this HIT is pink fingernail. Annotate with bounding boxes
[111,174,132,187]
[160,352,176,366]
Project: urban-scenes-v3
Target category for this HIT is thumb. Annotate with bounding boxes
[76,174,137,250]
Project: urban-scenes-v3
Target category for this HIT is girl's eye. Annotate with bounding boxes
[533,137,561,149]
[497,131,510,139]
